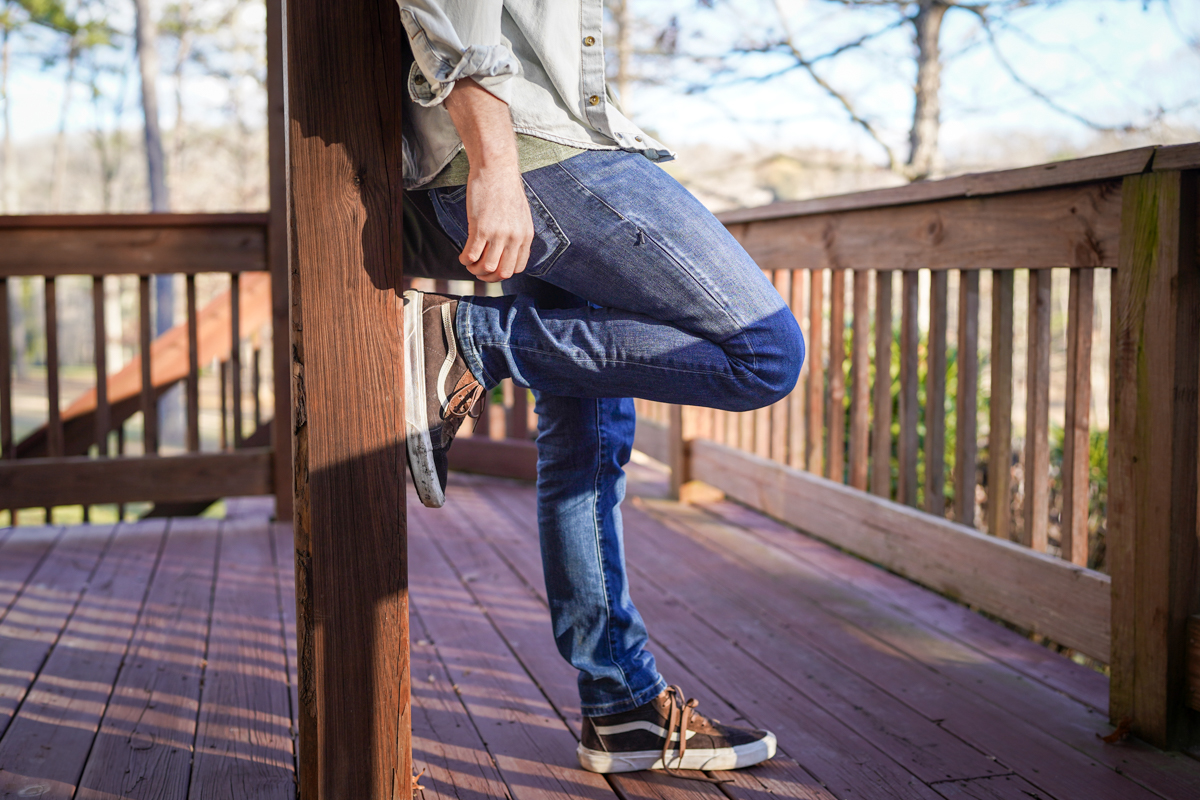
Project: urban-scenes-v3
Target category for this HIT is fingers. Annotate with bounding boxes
[461,231,534,283]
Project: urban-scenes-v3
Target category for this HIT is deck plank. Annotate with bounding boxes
[439,479,837,800]
[76,517,221,800]
[0,523,110,743]
[0,520,165,799]
[469,479,946,800]
[269,521,300,771]
[630,498,1181,800]
[189,518,295,800]
[407,503,621,800]
[930,774,1050,800]
[0,525,62,623]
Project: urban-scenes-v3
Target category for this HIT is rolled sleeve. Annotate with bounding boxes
[398,1,520,107]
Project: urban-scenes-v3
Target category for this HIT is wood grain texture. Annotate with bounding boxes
[954,271,979,527]
[771,270,792,464]
[0,217,267,276]
[807,269,825,474]
[849,270,870,490]
[1061,268,1094,567]
[1109,170,1200,748]
[987,271,1014,541]
[925,271,948,515]
[267,0,292,520]
[827,270,846,482]
[1022,269,1051,551]
[898,271,919,507]
[186,274,200,451]
[872,271,893,498]
[0,449,272,508]
[730,183,1122,274]
[92,277,110,455]
[42,278,63,460]
[285,1,411,794]
[0,279,10,463]
[231,273,243,446]
[189,519,296,800]
[716,147,1151,225]
[138,275,157,454]
[448,436,539,482]
[689,439,1111,661]
[76,518,221,800]
[788,270,807,469]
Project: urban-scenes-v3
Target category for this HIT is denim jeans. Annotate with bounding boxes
[426,149,804,715]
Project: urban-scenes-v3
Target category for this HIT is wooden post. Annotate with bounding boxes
[285,1,411,795]
[1110,169,1199,750]
[267,0,292,518]
[668,404,689,500]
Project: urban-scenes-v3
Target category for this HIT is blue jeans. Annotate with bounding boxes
[426,150,804,715]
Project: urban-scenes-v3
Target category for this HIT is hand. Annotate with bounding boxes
[460,164,534,282]
[443,78,533,283]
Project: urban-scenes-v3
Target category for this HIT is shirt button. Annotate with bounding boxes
[635,136,643,142]
[583,35,596,46]
[588,95,600,106]
[414,74,425,85]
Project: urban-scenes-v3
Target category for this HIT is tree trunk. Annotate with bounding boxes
[50,50,76,212]
[2,1,16,214]
[171,0,192,176]
[134,0,168,213]
[611,0,632,112]
[907,0,947,180]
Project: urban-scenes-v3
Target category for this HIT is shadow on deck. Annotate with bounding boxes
[1,465,1198,800]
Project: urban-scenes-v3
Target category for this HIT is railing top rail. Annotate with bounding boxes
[0,212,270,230]
[717,142,1200,226]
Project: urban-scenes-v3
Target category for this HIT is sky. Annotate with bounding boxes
[4,0,1199,168]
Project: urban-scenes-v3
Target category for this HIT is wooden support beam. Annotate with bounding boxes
[955,270,979,527]
[925,271,948,515]
[1023,269,1051,551]
[872,270,893,499]
[788,270,806,469]
[267,0,292,520]
[1061,268,1094,567]
[807,269,825,474]
[827,269,846,482]
[849,270,870,490]
[286,0,411,795]
[669,404,690,500]
[988,270,1015,541]
[898,271,919,507]
[1110,170,1200,750]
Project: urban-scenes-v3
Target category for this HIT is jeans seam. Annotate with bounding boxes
[552,157,760,371]
[479,342,756,381]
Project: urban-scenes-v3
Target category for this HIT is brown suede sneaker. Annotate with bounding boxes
[578,686,776,774]
[403,289,484,508]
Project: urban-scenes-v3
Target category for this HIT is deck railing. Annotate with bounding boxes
[632,144,1198,748]
[0,212,290,518]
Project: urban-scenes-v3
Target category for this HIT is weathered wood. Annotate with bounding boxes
[1022,269,1051,551]
[0,448,272,508]
[230,273,243,446]
[827,269,846,482]
[0,215,267,276]
[45,277,63,458]
[988,270,1015,541]
[190,519,296,799]
[1110,170,1200,749]
[1188,616,1200,712]
[286,0,411,794]
[634,415,669,465]
[267,0,292,521]
[76,518,220,800]
[0,279,9,463]
[689,438,1111,661]
[898,271,919,506]
[730,183,1123,274]
[253,345,263,427]
[807,269,825,474]
[1061,268,1094,567]
[186,273,200,451]
[138,275,157,454]
[508,381,529,440]
[1153,142,1200,172]
[955,270,979,527]
[219,359,229,450]
[90,278,110,456]
[716,147,1152,225]
[849,270,870,490]
[447,436,538,482]
[770,270,791,463]
[669,404,688,500]
[925,271,948,515]
[872,270,893,498]
[788,270,807,469]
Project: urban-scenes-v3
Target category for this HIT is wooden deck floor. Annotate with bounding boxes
[2,468,1199,799]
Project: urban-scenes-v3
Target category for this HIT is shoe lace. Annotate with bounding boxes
[660,685,731,784]
[443,380,484,421]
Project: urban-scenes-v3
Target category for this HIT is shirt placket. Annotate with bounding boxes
[579,0,613,139]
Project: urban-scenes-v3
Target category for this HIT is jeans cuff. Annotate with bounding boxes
[581,675,668,718]
[456,297,500,390]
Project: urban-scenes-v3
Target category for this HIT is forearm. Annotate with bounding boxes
[443,78,519,177]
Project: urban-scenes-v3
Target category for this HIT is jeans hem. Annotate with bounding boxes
[581,675,667,717]
[457,298,500,390]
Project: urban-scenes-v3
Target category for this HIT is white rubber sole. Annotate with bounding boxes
[403,290,445,509]
[577,732,776,774]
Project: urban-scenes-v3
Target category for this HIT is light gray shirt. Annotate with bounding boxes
[398,1,674,190]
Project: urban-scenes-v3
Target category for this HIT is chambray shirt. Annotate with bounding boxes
[398,0,674,190]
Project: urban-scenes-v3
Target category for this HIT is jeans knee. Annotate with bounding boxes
[728,307,805,411]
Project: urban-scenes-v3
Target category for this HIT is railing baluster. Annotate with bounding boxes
[92,277,109,456]
[827,269,846,482]
[988,270,1015,540]
[253,341,263,430]
[1061,267,1094,566]
[768,271,791,463]
[139,274,157,454]
[116,425,125,520]
[219,358,229,451]
[472,281,491,438]
[0,278,12,525]
[1023,268,1052,551]
[186,275,200,452]
[45,277,63,458]
[849,270,870,490]
[955,270,980,527]
[871,270,893,498]
[806,269,825,474]
[898,270,920,506]
[739,405,754,454]
[787,268,807,469]
[508,383,528,441]
[925,271,948,515]
[725,402,738,448]
[231,273,243,447]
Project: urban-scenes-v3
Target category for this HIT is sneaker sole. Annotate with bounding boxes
[576,732,776,773]
[403,289,446,509]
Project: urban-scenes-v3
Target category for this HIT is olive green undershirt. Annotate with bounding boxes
[426,134,586,189]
